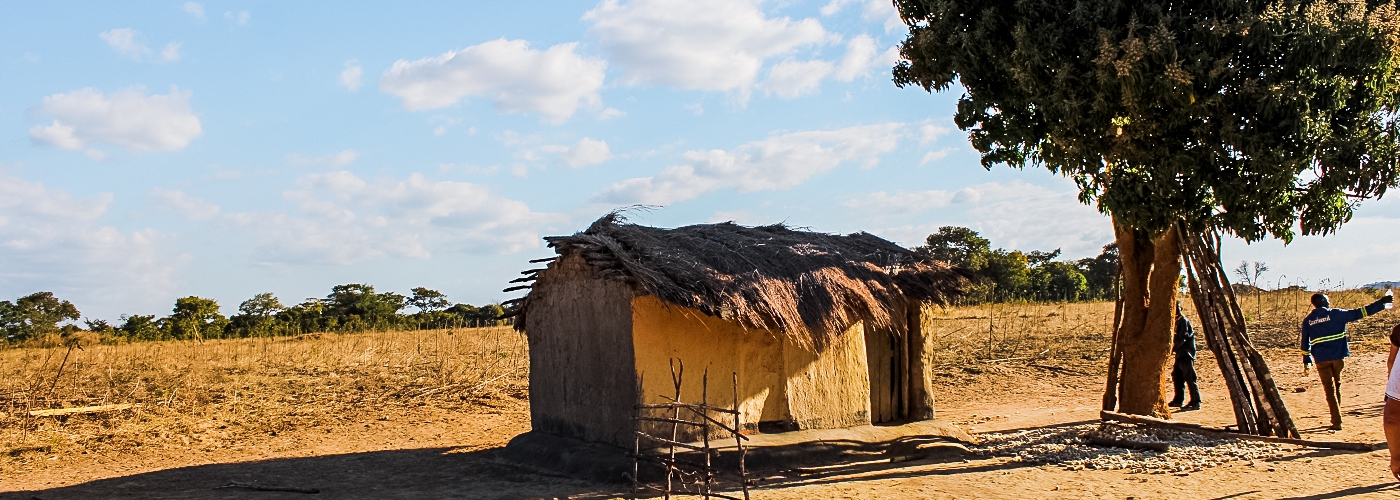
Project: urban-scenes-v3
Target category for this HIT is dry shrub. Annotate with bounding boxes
[0,327,526,463]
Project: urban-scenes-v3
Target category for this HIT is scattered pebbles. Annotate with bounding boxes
[974,422,1289,474]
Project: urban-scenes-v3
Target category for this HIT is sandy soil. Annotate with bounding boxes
[4,349,1399,499]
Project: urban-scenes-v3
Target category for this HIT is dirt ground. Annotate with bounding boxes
[4,345,1399,499]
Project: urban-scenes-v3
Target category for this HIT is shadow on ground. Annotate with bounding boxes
[2,447,623,500]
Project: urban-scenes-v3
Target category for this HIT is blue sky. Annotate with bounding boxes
[1,1,1397,320]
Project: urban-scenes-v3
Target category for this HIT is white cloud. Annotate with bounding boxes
[821,0,904,33]
[598,107,626,120]
[543,138,613,167]
[920,148,953,165]
[183,2,205,20]
[869,181,1113,257]
[99,29,180,63]
[919,123,951,144]
[340,60,363,91]
[287,149,360,168]
[225,10,250,25]
[161,42,181,62]
[380,38,606,123]
[834,34,899,81]
[585,0,830,95]
[29,86,202,153]
[596,123,903,205]
[238,172,551,264]
[0,171,177,318]
[761,59,833,98]
[99,29,151,61]
[147,188,220,221]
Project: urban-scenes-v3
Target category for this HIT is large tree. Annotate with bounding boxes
[894,0,1400,415]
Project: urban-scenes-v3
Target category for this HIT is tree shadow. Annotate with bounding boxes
[1,447,626,500]
[1274,482,1399,499]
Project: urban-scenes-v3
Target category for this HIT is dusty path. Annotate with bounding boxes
[4,350,1400,499]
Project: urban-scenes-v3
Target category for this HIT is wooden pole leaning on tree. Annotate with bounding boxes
[1102,265,1126,412]
[1177,223,1299,438]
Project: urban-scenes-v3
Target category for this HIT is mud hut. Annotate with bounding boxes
[504,214,967,450]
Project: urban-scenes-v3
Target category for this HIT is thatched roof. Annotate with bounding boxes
[506,214,969,350]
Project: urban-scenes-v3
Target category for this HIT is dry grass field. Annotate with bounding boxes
[4,289,1400,499]
[0,327,528,470]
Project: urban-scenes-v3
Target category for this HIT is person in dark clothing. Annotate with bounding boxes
[1302,292,1393,431]
[1169,303,1201,410]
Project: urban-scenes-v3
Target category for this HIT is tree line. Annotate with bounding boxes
[0,284,507,345]
[915,226,1118,303]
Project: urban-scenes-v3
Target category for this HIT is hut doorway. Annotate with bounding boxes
[865,327,905,424]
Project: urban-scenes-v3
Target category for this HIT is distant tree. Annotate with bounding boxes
[228,293,285,337]
[169,296,227,340]
[117,314,162,341]
[1076,243,1120,300]
[1030,261,1089,302]
[0,292,81,343]
[408,287,450,313]
[915,226,992,269]
[324,284,405,330]
[84,318,115,335]
[239,293,284,318]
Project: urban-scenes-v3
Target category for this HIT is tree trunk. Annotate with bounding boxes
[1113,217,1180,417]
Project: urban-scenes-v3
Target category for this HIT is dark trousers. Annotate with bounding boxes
[1171,358,1200,405]
[1316,358,1345,426]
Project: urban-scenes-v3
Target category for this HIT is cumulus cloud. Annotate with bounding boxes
[340,60,363,91]
[225,10,250,25]
[585,0,830,95]
[761,59,834,98]
[919,123,951,144]
[100,29,148,60]
[237,172,552,265]
[834,34,899,81]
[147,188,220,221]
[183,2,205,20]
[596,123,902,205]
[380,38,606,123]
[543,138,613,167]
[919,148,953,165]
[99,29,180,63]
[0,171,177,318]
[868,180,1113,257]
[287,149,360,168]
[29,86,202,153]
[820,0,904,33]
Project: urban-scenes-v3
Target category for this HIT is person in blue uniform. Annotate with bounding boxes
[1302,292,1393,430]
[1169,303,1200,410]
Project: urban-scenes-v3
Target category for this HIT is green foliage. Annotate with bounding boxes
[117,314,162,341]
[169,296,228,340]
[894,0,1400,241]
[918,226,1110,303]
[409,287,450,312]
[0,292,81,343]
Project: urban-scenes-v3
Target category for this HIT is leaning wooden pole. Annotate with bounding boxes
[1102,265,1126,412]
[1182,250,1257,434]
[1178,224,1298,438]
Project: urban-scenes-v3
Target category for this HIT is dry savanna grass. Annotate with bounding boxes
[923,288,1398,385]
[2,288,1394,478]
[0,327,527,468]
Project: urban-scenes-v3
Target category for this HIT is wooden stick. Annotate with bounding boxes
[29,403,136,417]
[1101,411,1371,450]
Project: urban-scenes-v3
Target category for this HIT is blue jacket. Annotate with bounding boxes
[1301,298,1388,363]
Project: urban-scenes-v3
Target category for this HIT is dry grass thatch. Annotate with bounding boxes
[510,213,970,350]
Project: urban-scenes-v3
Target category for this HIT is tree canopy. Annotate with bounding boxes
[894,0,1400,241]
